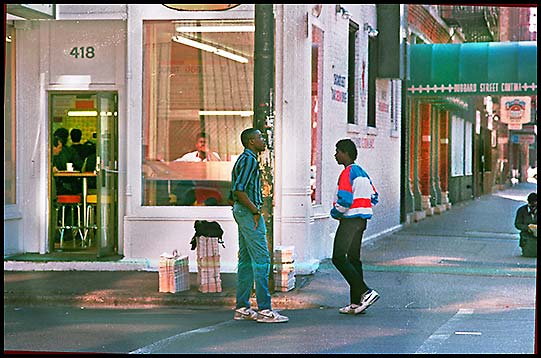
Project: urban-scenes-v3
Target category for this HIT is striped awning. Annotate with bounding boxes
[408,41,537,97]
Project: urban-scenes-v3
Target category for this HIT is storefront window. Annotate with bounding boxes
[451,115,473,177]
[451,116,464,176]
[311,26,323,205]
[142,20,255,206]
[465,121,473,175]
[4,24,16,205]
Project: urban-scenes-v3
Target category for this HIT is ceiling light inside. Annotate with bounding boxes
[172,35,249,63]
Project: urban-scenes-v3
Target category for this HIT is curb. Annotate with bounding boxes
[3,291,319,310]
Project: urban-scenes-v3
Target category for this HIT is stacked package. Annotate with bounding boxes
[273,246,295,292]
[196,236,222,293]
[158,250,190,293]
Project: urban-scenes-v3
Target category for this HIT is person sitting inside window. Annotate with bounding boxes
[174,132,221,162]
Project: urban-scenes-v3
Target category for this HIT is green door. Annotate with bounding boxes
[96,92,118,257]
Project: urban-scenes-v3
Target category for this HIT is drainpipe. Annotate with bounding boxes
[253,4,275,293]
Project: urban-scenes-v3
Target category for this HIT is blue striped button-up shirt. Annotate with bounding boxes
[230,148,263,207]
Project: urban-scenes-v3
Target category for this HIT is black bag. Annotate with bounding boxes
[190,220,225,250]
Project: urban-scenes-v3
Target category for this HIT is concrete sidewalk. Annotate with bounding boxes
[4,183,537,310]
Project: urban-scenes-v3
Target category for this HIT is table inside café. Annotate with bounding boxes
[53,170,97,229]
[143,161,233,206]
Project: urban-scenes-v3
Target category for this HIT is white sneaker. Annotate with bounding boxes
[358,289,380,313]
[234,307,258,321]
[256,309,289,323]
[338,303,365,315]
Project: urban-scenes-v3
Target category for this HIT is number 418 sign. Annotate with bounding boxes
[69,46,95,59]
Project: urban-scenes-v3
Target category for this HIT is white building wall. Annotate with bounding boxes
[275,4,402,273]
[8,16,127,257]
[6,4,402,275]
[15,20,48,254]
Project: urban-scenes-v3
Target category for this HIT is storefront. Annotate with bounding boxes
[406,41,537,217]
[5,4,403,273]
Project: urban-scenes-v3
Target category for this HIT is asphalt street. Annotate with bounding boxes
[4,182,537,354]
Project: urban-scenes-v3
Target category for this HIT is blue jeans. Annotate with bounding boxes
[232,202,272,311]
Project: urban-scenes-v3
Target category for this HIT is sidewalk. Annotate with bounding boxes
[4,183,537,310]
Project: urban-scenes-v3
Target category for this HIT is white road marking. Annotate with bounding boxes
[129,320,235,354]
[415,309,474,354]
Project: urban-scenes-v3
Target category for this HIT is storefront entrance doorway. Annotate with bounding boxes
[48,91,118,258]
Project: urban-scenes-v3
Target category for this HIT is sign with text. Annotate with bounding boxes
[408,42,537,97]
[49,21,126,85]
[500,96,531,125]
[331,73,347,103]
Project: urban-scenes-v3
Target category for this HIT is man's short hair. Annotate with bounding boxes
[196,132,207,141]
[70,128,82,143]
[54,128,69,145]
[527,192,537,204]
[241,128,259,148]
[336,138,358,161]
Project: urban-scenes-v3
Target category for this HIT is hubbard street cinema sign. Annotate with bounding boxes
[408,41,537,97]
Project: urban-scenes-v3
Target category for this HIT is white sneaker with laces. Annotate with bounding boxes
[357,289,380,313]
[256,309,289,323]
[234,307,258,321]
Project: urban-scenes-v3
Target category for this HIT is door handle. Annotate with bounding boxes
[103,168,119,174]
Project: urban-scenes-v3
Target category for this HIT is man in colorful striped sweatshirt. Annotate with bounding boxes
[331,138,380,315]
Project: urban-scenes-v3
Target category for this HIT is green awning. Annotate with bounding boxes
[408,41,537,97]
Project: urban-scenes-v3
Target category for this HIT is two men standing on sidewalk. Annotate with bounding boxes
[230,132,381,321]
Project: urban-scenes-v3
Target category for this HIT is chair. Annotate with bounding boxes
[194,187,223,205]
[56,194,83,248]
[83,194,98,247]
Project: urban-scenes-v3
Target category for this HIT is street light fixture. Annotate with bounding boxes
[335,5,351,20]
[364,23,379,37]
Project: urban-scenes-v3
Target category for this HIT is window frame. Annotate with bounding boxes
[141,19,255,207]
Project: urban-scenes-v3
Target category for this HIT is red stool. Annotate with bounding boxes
[56,194,83,248]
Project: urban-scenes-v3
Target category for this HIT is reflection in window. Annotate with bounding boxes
[311,26,323,205]
[142,20,255,206]
[4,24,16,205]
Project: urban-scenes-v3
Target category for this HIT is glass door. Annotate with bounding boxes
[96,92,118,257]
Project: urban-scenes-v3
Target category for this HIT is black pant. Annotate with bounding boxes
[332,217,369,304]
[520,232,537,257]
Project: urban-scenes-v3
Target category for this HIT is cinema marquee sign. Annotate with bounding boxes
[408,42,537,97]
[407,81,537,96]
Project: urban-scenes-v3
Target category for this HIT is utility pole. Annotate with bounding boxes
[253,3,275,293]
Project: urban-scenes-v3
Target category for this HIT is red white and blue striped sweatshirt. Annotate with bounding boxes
[331,164,379,220]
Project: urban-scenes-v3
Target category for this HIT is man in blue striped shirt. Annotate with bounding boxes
[231,128,289,323]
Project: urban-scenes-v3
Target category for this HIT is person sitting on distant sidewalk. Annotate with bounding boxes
[514,192,537,257]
